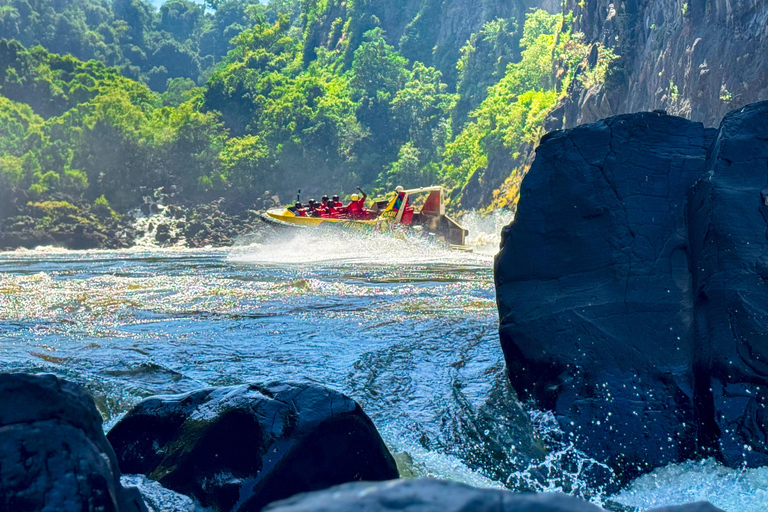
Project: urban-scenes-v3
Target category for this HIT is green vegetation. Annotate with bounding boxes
[0,0,281,91]
[0,1,619,228]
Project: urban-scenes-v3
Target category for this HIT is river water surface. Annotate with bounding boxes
[1,216,766,511]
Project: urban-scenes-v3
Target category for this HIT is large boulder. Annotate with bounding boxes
[0,373,147,512]
[686,101,768,466]
[107,381,399,512]
[496,102,768,478]
[495,112,714,480]
[262,478,724,512]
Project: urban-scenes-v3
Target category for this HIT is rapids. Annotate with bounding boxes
[0,212,765,511]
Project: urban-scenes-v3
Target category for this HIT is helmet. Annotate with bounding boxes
[295,202,302,208]
[395,186,404,193]
[351,194,359,201]
[322,195,329,202]
[332,195,340,202]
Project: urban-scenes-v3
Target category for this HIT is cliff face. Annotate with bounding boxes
[561,0,768,128]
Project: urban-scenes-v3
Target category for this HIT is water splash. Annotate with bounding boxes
[614,459,768,512]
[505,409,617,506]
[131,206,187,249]
[121,475,210,512]
[459,210,515,255]
[229,229,493,267]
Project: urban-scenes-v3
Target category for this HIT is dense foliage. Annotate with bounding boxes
[0,0,284,91]
[0,0,618,227]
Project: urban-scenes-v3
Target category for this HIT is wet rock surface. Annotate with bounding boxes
[0,373,146,512]
[495,102,768,480]
[262,478,725,512]
[686,101,768,467]
[107,381,399,512]
[496,111,713,479]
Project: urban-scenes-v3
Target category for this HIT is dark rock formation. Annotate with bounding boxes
[496,111,713,479]
[264,479,606,512]
[496,102,768,480]
[686,101,768,466]
[262,479,725,512]
[107,381,399,512]
[0,373,147,512]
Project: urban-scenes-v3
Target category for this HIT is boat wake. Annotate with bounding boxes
[229,210,514,267]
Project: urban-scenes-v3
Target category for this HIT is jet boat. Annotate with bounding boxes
[260,186,468,245]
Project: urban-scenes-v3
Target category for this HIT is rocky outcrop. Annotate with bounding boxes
[686,101,768,467]
[262,478,724,512]
[0,373,147,512]
[495,102,768,480]
[561,0,768,129]
[496,111,713,479]
[107,381,398,512]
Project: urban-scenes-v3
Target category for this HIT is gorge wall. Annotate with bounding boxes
[559,0,768,128]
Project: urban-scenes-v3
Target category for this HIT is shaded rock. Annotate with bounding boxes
[496,111,713,480]
[263,478,726,512]
[155,224,171,243]
[264,479,604,512]
[686,101,768,466]
[0,373,146,512]
[107,381,398,512]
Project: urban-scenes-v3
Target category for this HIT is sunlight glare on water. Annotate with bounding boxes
[1,216,767,511]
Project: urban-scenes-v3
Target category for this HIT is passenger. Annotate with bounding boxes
[321,195,330,207]
[345,187,368,218]
[346,194,360,217]
[332,195,343,208]
[290,201,303,214]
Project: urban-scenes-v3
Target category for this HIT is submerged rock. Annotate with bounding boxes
[107,381,398,512]
[0,373,147,512]
[262,478,725,512]
[495,101,768,479]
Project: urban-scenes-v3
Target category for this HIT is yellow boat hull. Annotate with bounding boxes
[262,209,379,228]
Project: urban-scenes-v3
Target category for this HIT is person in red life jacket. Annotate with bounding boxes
[345,194,361,217]
[345,187,368,218]
[320,195,330,212]
[308,199,322,217]
[332,195,343,208]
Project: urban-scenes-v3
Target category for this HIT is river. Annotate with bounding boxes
[1,214,766,512]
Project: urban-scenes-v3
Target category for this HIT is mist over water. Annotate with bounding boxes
[0,215,765,511]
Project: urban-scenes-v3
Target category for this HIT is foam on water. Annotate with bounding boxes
[614,459,768,512]
[230,230,493,267]
[229,209,512,267]
[459,210,515,255]
[4,211,768,511]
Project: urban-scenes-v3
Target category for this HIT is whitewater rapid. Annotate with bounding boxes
[1,212,766,511]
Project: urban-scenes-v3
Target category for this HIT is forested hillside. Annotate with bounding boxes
[2,0,763,249]
[0,0,607,230]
